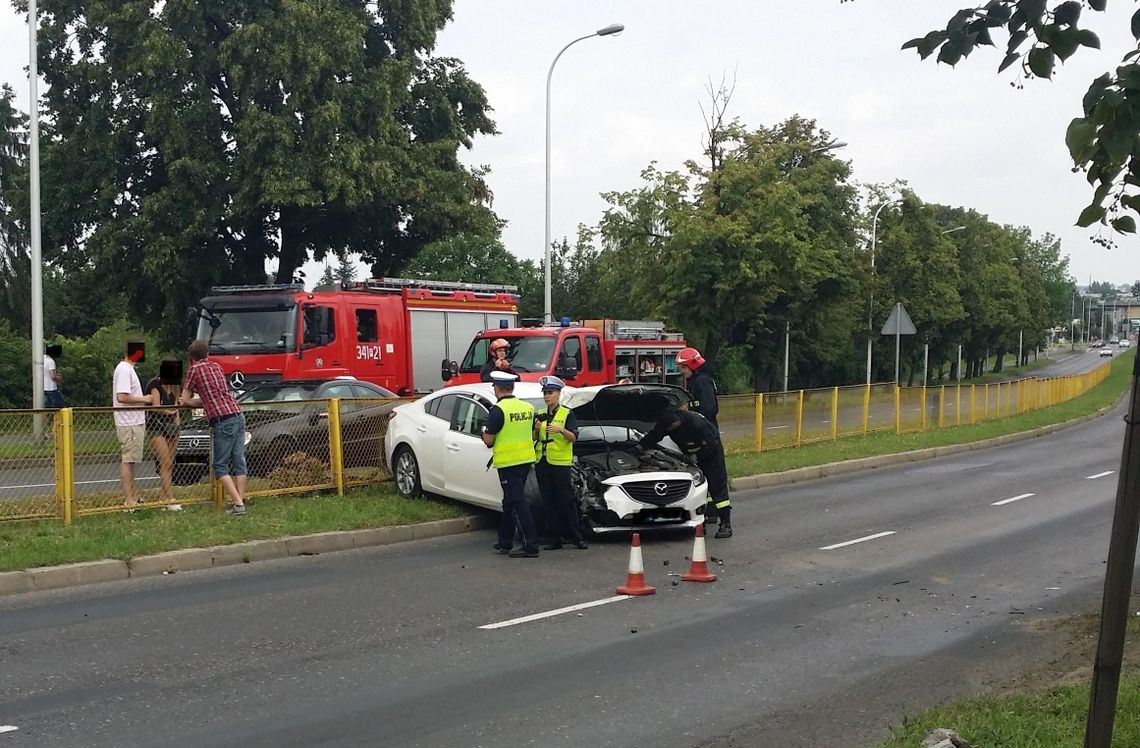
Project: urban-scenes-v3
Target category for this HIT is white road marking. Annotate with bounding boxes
[1086,471,1115,480]
[3,477,160,491]
[992,493,1035,506]
[479,595,632,630]
[0,726,17,734]
[820,531,896,551]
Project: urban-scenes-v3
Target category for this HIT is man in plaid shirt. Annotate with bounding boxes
[178,339,248,516]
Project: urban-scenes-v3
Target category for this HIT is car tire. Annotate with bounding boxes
[172,463,208,486]
[392,445,422,499]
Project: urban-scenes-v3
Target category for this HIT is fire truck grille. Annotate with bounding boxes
[622,479,692,506]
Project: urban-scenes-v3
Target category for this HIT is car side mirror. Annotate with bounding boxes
[441,358,453,382]
[557,354,579,380]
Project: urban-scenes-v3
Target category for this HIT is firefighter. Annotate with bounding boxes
[480,338,515,382]
[482,370,541,557]
[533,375,588,550]
[676,347,719,427]
[636,408,733,538]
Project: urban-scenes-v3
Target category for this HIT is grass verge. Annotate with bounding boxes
[726,350,1132,478]
[0,484,468,572]
[873,611,1140,748]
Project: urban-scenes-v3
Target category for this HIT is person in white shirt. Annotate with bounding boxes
[44,344,64,408]
[114,341,151,507]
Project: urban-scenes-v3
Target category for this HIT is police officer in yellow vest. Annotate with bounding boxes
[482,370,541,558]
[533,376,588,550]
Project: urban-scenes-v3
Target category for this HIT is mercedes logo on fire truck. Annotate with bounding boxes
[229,371,245,390]
[653,482,668,496]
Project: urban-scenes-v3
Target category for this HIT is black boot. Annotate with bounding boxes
[703,504,719,525]
[714,507,733,539]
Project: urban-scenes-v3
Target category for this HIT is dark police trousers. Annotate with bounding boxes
[535,459,584,544]
[695,444,730,513]
[497,463,539,551]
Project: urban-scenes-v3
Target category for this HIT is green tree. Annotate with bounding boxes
[898,0,1140,239]
[0,84,28,335]
[397,234,530,290]
[34,0,498,345]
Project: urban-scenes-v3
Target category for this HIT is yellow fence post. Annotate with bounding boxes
[210,439,223,510]
[862,384,870,435]
[920,385,927,431]
[753,394,763,452]
[983,384,989,420]
[970,384,976,425]
[938,385,945,429]
[894,384,901,434]
[329,398,345,496]
[54,408,74,526]
[831,387,839,441]
[956,384,962,426]
[795,390,804,447]
[1015,380,1021,414]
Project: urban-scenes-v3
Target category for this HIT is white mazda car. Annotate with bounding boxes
[384,382,709,534]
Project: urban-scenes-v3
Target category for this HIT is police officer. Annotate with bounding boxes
[480,338,515,382]
[482,370,541,557]
[676,347,719,427]
[637,408,733,538]
[533,375,588,550]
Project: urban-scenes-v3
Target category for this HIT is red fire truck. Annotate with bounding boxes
[191,278,520,395]
[443,318,688,387]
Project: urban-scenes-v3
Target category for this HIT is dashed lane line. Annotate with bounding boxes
[1086,471,1115,480]
[992,493,1035,506]
[0,726,17,735]
[819,531,896,551]
[479,595,632,630]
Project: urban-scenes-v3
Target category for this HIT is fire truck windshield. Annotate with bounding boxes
[197,305,298,354]
[460,336,557,374]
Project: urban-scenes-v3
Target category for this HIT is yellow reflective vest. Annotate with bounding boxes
[535,405,573,466]
[492,397,536,469]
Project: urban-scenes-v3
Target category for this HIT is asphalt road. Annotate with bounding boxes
[0,389,1132,746]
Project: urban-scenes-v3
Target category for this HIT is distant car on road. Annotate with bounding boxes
[1099,347,1114,358]
[173,378,399,485]
[1119,339,1131,349]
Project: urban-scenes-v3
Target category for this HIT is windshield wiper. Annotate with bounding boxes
[209,343,231,354]
[512,364,531,372]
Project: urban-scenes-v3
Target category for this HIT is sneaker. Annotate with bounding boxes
[508,547,540,558]
[226,504,247,517]
[573,540,589,550]
[492,543,512,555]
[164,504,183,512]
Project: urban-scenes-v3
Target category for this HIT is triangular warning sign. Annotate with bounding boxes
[881,303,917,336]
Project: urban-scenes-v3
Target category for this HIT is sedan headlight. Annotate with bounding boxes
[692,469,706,486]
[244,431,252,446]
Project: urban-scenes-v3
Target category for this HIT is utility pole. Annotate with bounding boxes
[783,320,790,393]
[1084,354,1140,747]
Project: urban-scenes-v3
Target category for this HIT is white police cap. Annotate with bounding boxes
[489,370,519,383]
[539,375,565,391]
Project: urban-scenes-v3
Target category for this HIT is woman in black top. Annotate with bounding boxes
[145,366,182,505]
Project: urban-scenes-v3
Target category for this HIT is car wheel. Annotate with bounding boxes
[393,446,422,499]
[172,464,208,486]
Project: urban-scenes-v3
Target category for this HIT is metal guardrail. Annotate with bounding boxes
[0,361,1113,524]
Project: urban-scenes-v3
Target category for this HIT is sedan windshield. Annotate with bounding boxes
[460,336,557,374]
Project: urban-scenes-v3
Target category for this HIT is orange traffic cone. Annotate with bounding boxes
[616,533,656,596]
[681,522,717,583]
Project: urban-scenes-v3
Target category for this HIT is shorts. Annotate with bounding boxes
[211,413,248,479]
[44,390,64,409]
[116,424,146,463]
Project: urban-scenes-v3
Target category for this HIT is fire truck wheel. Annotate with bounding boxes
[392,446,422,499]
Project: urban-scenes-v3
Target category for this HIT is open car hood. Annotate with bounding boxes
[561,384,691,433]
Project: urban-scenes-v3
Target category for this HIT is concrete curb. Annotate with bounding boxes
[0,514,496,597]
[730,401,1120,492]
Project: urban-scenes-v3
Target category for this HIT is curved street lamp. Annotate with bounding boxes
[866,199,901,385]
[544,23,625,321]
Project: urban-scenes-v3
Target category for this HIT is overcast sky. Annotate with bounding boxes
[3,1,1139,288]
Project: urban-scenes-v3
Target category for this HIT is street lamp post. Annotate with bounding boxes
[542,22,624,321]
[866,199,900,386]
[28,0,44,414]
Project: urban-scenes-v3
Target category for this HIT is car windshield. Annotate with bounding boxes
[460,336,557,374]
[197,305,297,354]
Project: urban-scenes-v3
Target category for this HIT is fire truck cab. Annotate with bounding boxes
[192,278,519,395]
[444,318,687,387]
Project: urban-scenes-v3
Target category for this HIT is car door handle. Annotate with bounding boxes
[446,444,461,452]
[416,426,428,433]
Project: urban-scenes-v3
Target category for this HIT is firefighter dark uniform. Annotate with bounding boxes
[534,376,587,550]
[484,372,540,557]
[677,347,722,525]
[638,408,733,538]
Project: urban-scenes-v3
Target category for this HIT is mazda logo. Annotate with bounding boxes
[229,371,245,389]
[653,482,669,496]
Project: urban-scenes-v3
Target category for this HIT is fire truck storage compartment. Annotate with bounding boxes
[410,309,517,393]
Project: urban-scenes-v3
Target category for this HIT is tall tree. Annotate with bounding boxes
[34,0,498,344]
[0,84,28,335]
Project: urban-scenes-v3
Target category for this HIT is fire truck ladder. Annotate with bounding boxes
[353,277,520,296]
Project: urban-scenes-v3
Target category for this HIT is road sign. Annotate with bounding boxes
[881,303,917,336]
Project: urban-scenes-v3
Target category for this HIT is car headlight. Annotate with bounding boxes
[692,469,706,486]
[244,431,252,446]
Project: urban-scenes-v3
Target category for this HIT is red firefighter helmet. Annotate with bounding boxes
[676,347,705,370]
[489,338,510,352]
